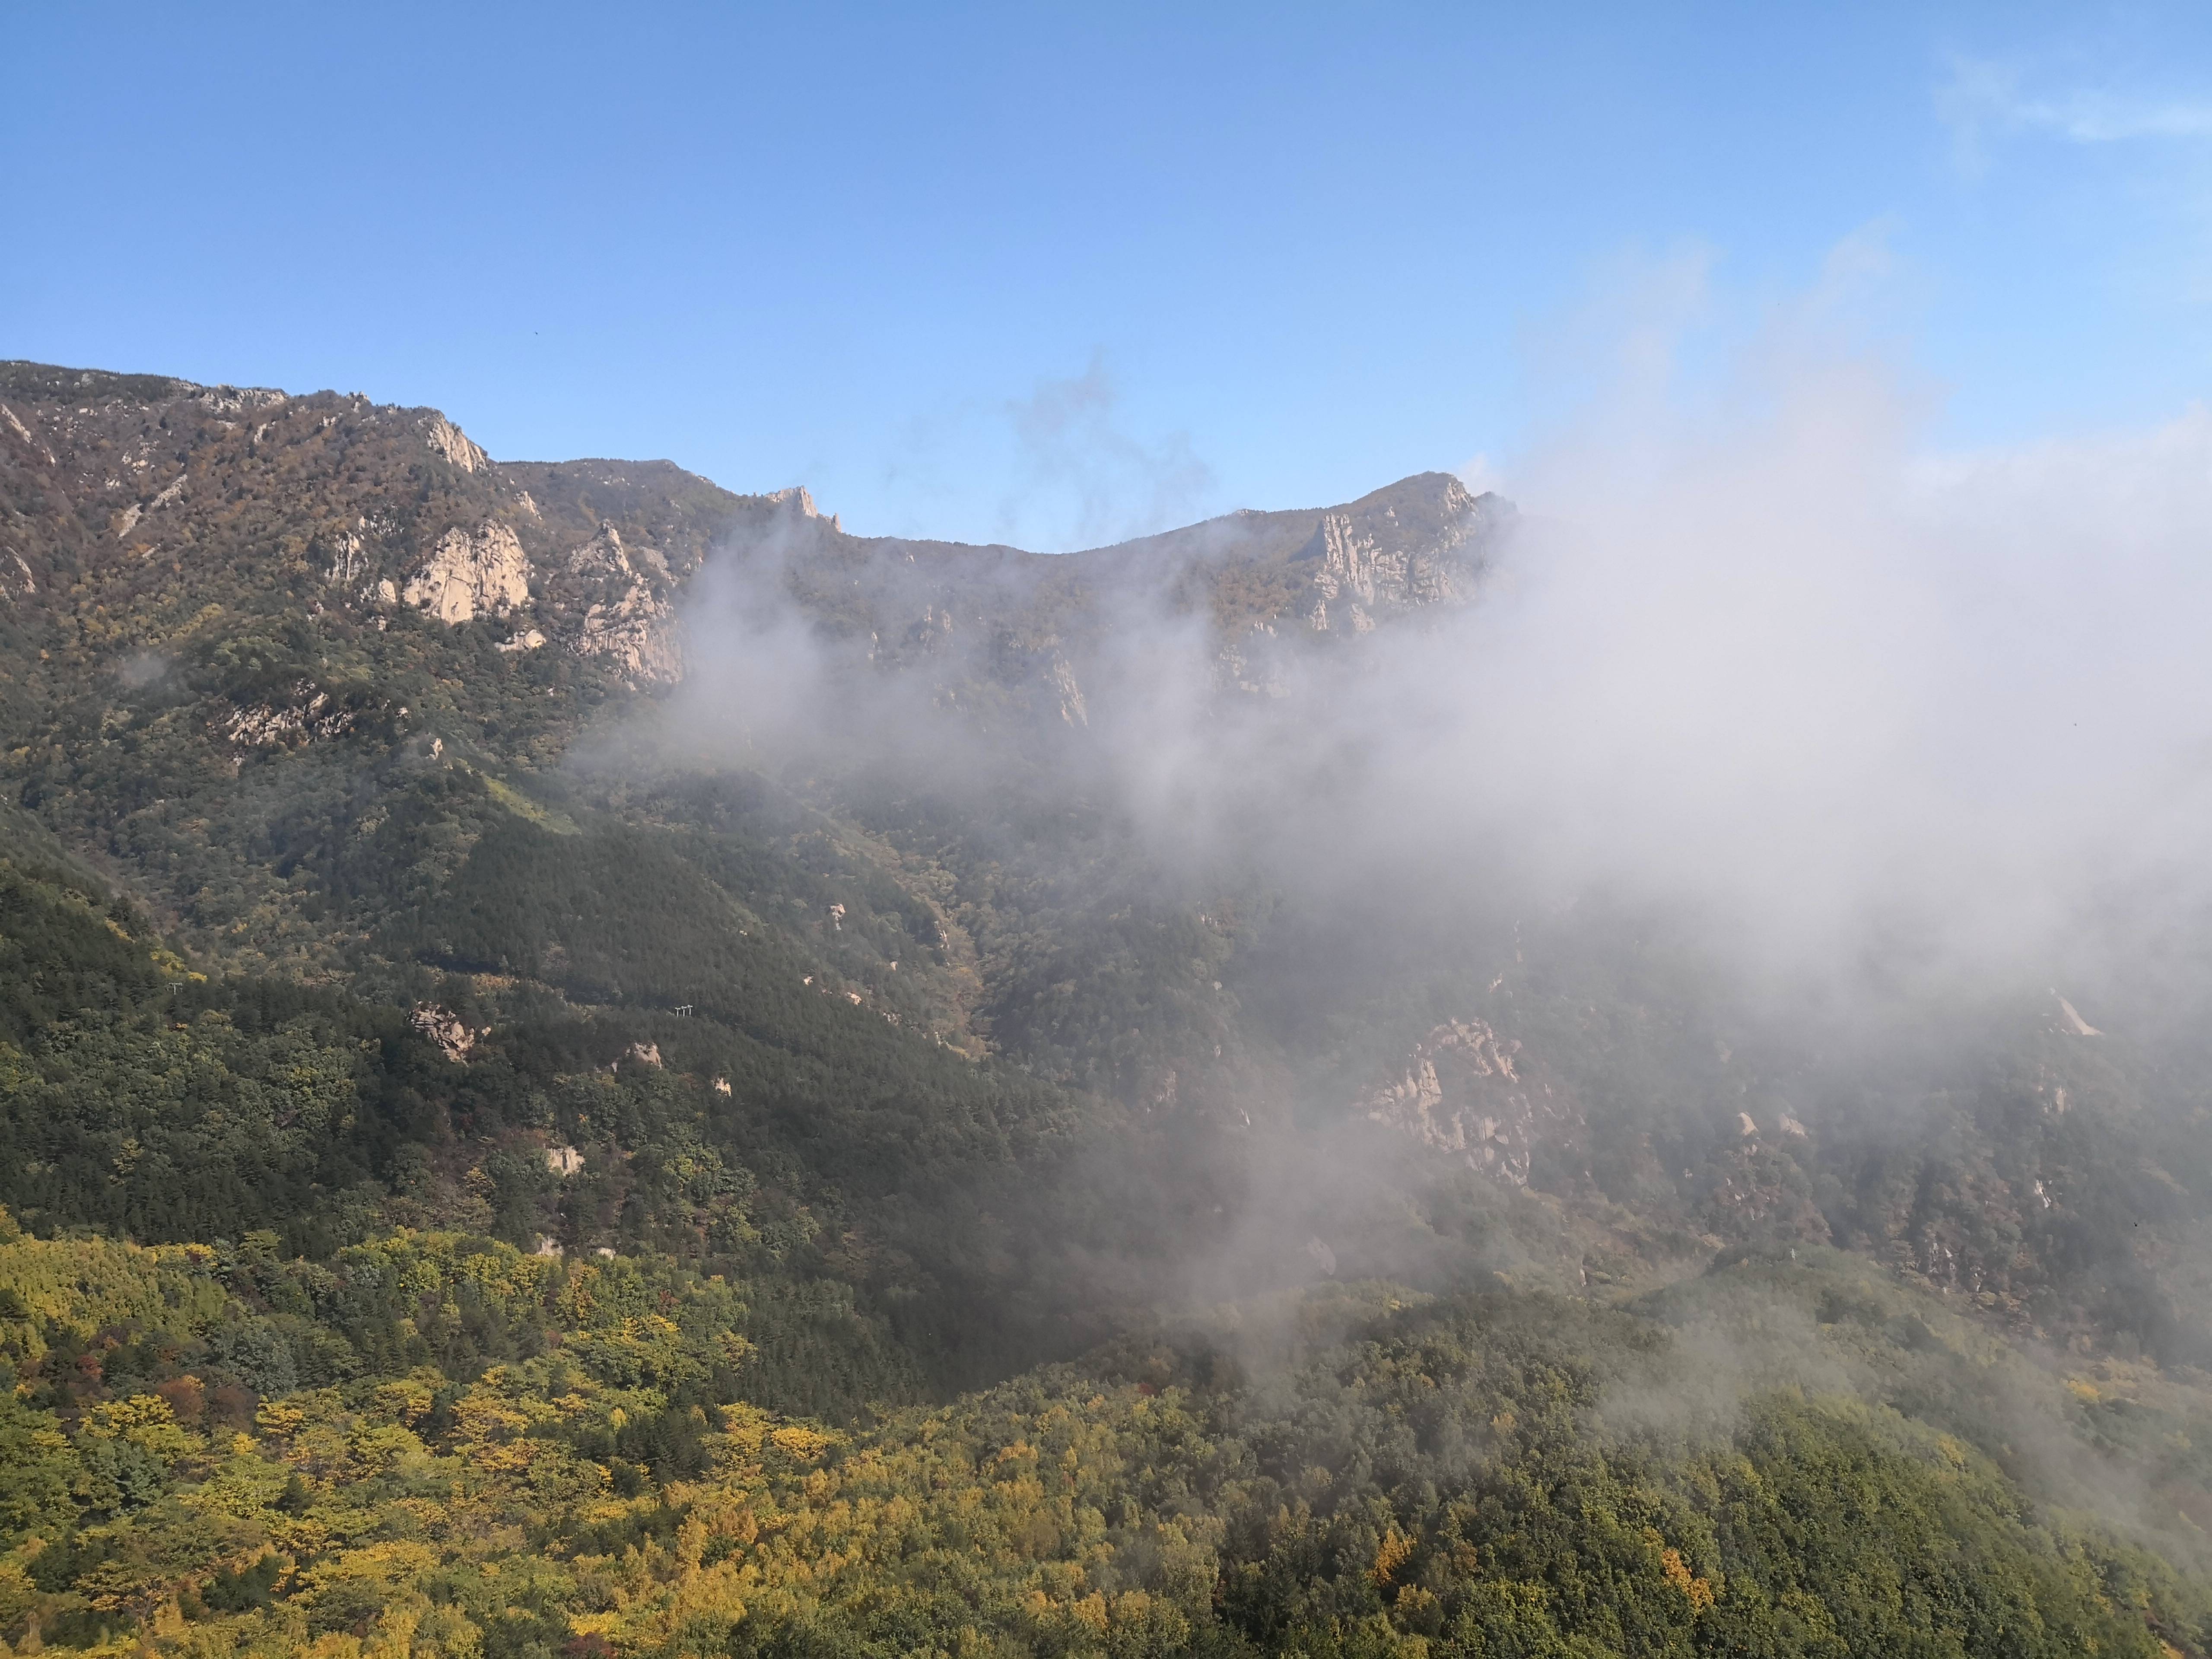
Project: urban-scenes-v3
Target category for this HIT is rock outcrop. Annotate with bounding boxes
[1300,476,1492,634]
[2053,992,2102,1036]
[321,501,682,685]
[404,521,531,623]
[222,680,363,747]
[1357,1018,1580,1186]
[423,415,489,473]
[544,523,683,686]
[409,1004,477,1063]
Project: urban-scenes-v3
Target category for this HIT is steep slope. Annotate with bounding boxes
[0,362,1506,983]
[3,359,2204,1369]
[3,360,2211,1656]
[0,360,1560,1396]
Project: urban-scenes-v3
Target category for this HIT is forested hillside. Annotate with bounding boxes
[3,360,2209,1656]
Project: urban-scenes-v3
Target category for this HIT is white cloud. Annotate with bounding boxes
[1941,55,2212,169]
[662,237,2212,1013]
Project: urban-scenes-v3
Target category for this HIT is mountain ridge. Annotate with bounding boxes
[0,357,1499,623]
[2,358,2209,1658]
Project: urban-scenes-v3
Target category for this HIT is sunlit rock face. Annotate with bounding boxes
[556,523,683,687]
[221,679,362,748]
[422,413,489,473]
[387,512,683,683]
[392,512,680,687]
[1300,476,1490,634]
[404,520,530,623]
[408,1003,477,1063]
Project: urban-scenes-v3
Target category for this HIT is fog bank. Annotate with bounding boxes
[647,275,2212,1017]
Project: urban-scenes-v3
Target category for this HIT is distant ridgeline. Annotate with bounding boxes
[1,360,2209,1656]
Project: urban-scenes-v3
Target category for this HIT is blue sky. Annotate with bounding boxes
[9,2,2212,549]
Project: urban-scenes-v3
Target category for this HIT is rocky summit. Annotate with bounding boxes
[3,361,2210,1658]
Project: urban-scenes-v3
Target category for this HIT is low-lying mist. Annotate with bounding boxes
[564,266,2212,1465]
[646,273,2212,1039]
[535,276,2212,1601]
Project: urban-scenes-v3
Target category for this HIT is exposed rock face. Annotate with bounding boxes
[2054,993,2101,1036]
[410,1004,476,1063]
[1047,655,1088,726]
[559,524,683,686]
[324,531,370,585]
[222,680,362,747]
[423,415,489,473]
[544,1145,585,1177]
[404,521,530,623]
[577,584,681,683]
[567,521,638,584]
[1358,1018,1580,1186]
[322,510,409,595]
[0,401,56,465]
[191,384,287,415]
[1300,476,1491,634]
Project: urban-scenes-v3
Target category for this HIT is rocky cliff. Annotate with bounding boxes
[1358,1017,1583,1186]
[0,364,1508,722]
[0,364,762,697]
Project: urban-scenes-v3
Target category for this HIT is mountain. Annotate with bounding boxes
[2,360,2209,1657]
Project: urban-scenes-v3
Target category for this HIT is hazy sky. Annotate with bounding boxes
[10,2,2212,549]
